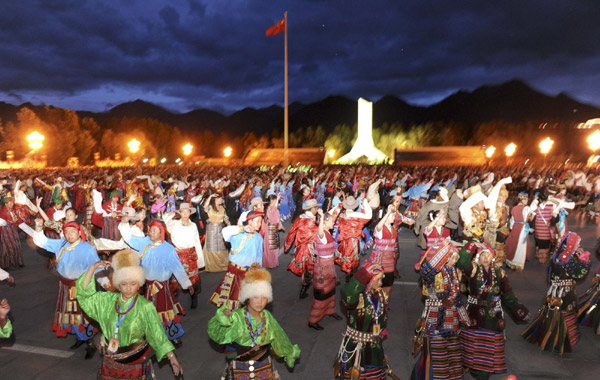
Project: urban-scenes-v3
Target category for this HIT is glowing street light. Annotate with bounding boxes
[327,149,336,158]
[182,143,193,156]
[539,137,554,155]
[587,130,600,152]
[128,138,141,153]
[142,158,149,163]
[504,143,516,157]
[26,131,45,151]
[175,158,181,163]
[485,145,496,158]
[224,146,233,158]
[160,157,167,164]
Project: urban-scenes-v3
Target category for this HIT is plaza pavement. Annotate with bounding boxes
[1,213,600,379]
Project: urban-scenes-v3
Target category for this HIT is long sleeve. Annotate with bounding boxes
[0,268,9,281]
[0,319,12,339]
[119,223,151,252]
[267,312,301,368]
[222,225,242,242]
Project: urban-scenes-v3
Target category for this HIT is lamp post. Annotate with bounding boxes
[182,143,193,157]
[128,138,141,153]
[539,137,554,165]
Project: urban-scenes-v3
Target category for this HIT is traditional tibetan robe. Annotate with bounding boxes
[208,306,300,379]
[336,211,371,275]
[284,213,318,276]
[164,213,204,285]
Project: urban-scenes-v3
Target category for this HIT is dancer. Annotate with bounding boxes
[334,261,396,380]
[308,208,342,330]
[76,251,183,378]
[456,242,529,380]
[118,218,193,343]
[164,203,204,309]
[208,267,300,379]
[31,219,109,358]
[336,197,372,280]
[578,263,600,334]
[263,194,284,268]
[505,192,533,271]
[210,210,264,309]
[522,232,590,353]
[285,198,319,299]
[412,239,469,380]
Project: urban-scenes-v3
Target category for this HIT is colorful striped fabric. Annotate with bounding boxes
[0,224,22,268]
[341,365,386,379]
[309,256,337,323]
[413,336,462,380]
[460,328,507,374]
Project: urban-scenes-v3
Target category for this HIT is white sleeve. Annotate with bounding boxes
[93,238,127,251]
[32,230,49,248]
[118,223,133,244]
[228,183,246,198]
[93,190,107,216]
[0,268,9,281]
[222,225,242,242]
[0,218,7,227]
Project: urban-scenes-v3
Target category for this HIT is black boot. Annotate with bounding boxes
[70,339,85,350]
[84,341,96,360]
[329,313,343,321]
[299,285,309,299]
[191,291,198,309]
[308,322,324,330]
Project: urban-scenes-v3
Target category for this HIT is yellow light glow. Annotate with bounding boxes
[504,142,516,157]
[160,157,167,163]
[587,130,600,152]
[142,158,148,163]
[224,146,233,157]
[485,145,496,158]
[26,131,45,150]
[128,138,141,153]
[327,149,336,158]
[182,143,193,156]
[539,137,554,155]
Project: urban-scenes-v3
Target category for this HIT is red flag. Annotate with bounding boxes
[266,18,285,37]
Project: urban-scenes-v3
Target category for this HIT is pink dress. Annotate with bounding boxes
[263,205,284,268]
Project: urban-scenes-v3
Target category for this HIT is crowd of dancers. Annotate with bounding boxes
[1,164,600,379]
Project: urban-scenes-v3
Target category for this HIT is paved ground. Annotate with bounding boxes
[2,213,600,379]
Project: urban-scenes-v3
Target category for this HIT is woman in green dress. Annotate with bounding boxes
[208,267,300,379]
[76,250,183,379]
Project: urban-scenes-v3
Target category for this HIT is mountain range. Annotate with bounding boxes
[1,79,599,136]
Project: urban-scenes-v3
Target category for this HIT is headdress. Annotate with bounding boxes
[177,203,196,215]
[239,267,273,303]
[416,239,457,281]
[62,222,86,242]
[353,260,384,292]
[303,199,318,210]
[111,250,145,290]
[342,196,359,211]
[148,220,165,243]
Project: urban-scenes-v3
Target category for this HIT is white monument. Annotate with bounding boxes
[336,97,388,163]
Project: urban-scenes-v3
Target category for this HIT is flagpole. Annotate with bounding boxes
[284,11,289,167]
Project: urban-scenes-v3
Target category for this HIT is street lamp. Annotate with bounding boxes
[182,143,193,156]
[128,138,141,153]
[587,130,600,152]
[539,137,554,155]
[160,157,167,164]
[485,145,496,158]
[327,149,336,159]
[504,143,516,157]
[224,146,233,158]
[26,131,45,151]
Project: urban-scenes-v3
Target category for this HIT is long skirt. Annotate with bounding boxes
[578,283,600,335]
[412,335,462,380]
[263,223,280,269]
[460,328,507,374]
[204,222,229,272]
[175,247,200,286]
[101,217,121,241]
[522,308,580,354]
[53,277,95,340]
[309,256,337,323]
[0,224,22,268]
[144,280,185,340]
[99,345,153,380]
[210,263,248,310]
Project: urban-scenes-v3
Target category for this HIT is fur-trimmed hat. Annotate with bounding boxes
[239,268,273,303]
[111,250,145,290]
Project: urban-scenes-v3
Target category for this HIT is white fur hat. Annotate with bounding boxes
[238,268,273,303]
[111,250,146,290]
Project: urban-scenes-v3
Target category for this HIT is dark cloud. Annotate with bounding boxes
[0,0,599,112]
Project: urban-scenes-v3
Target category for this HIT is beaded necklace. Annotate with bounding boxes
[244,307,267,347]
[476,265,496,295]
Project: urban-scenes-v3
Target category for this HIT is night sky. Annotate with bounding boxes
[1,0,599,114]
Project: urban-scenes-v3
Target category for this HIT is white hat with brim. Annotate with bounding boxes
[343,196,359,211]
[303,199,318,210]
[176,203,196,215]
